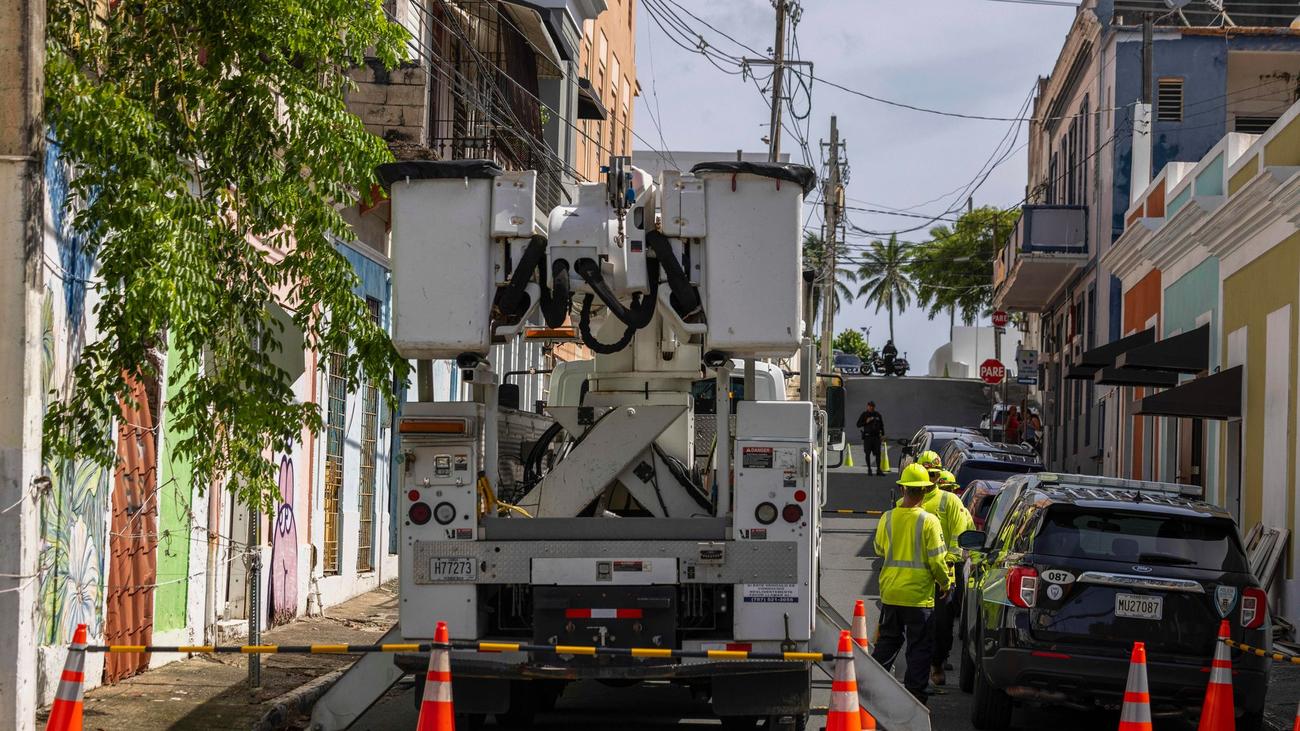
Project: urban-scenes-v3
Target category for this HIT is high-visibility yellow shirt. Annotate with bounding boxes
[873,506,951,608]
[896,487,975,564]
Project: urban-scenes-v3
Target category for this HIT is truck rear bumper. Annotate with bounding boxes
[395,652,808,681]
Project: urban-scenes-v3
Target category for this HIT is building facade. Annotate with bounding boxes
[993,0,1300,479]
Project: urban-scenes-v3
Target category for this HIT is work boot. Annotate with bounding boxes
[930,666,946,687]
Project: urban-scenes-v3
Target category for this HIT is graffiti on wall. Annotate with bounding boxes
[268,454,299,626]
[38,140,109,646]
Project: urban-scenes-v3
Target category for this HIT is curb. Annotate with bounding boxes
[251,668,346,731]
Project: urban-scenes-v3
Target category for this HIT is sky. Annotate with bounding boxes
[632,0,1079,367]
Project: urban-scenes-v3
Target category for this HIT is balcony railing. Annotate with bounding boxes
[993,205,1089,312]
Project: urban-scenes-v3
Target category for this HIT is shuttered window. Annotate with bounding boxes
[1157,78,1184,122]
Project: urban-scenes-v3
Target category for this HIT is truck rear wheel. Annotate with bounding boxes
[719,716,759,730]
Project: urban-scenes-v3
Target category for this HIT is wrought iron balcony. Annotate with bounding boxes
[992,205,1089,312]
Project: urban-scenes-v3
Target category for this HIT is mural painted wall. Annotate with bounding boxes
[38,140,109,647]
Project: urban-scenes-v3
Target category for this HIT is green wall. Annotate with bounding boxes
[154,336,195,632]
[1163,257,1221,501]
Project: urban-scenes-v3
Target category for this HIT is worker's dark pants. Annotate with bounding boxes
[863,434,882,473]
[872,604,934,700]
[931,566,962,669]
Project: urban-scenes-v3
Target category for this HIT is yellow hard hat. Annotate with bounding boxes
[918,450,942,469]
[897,463,934,488]
[938,470,957,487]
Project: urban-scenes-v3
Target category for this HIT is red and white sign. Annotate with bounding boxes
[992,310,1010,328]
[980,358,1006,385]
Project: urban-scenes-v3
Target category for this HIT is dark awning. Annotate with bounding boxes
[1065,328,1156,379]
[1093,366,1179,387]
[1134,366,1242,420]
[1115,324,1209,374]
[577,77,607,120]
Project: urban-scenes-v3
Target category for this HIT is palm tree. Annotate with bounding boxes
[855,234,916,344]
[803,232,856,324]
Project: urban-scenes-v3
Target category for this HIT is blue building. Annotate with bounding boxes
[992,0,1300,477]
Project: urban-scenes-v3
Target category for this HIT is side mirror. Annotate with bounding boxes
[957,530,987,550]
[498,383,521,410]
[825,385,846,431]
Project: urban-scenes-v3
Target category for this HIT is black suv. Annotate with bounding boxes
[939,436,1043,487]
[958,473,1269,729]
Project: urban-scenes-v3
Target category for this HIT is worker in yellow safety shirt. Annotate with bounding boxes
[873,463,952,704]
[894,462,973,687]
[917,449,943,483]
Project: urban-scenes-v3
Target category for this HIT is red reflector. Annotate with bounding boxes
[563,608,644,620]
[1030,651,1071,660]
[794,490,807,502]
[782,504,803,523]
[407,490,420,502]
[725,643,753,652]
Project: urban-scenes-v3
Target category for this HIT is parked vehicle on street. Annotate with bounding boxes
[939,436,1043,487]
[834,352,864,375]
[957,473,1269,730]
[897,425,982,473]
[978,404,1012,441]
[871,351,909,376]
[958,479,1003,529]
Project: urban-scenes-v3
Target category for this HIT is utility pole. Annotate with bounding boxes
[767,0,787,162]
[819,116,842,375]
[0,1,46,727]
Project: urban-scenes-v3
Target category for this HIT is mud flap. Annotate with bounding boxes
[814,597,932,731]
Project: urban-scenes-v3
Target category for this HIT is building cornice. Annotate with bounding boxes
[1202,166,1300,259]
[1148,195,1223,272]
[1101,218,1160,284]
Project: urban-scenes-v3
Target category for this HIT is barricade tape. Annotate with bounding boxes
[1221,637,1300,665]
[83,640,833,663]
[823,509,883,516]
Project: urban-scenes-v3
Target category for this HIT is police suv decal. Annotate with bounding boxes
[1214,585,1238,618]
[1041,569,1075,585]
[1046,584,1065,601]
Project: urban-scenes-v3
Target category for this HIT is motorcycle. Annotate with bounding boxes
[872,352,910,377]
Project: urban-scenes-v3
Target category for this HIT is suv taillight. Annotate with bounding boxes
[1241,587,1267,629]
[1007,566,1038,608]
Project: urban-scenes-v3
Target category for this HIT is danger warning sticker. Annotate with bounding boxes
[742,447,774,469]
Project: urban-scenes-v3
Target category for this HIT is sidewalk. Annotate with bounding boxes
[44,581,398,731]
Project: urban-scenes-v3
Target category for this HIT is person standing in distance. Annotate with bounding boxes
[856,401,886,476]
[873,463,952,704]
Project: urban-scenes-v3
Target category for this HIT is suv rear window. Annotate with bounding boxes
[957,462,1040,484]
[1035,507,1249,573]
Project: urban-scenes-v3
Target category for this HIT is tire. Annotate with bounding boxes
[970,664,1013,730]
[959,645,975,694]
[719,716,759,730]
[764,714,807,731]
[455,713,486,731]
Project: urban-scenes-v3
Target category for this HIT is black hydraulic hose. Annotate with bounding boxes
[540,258,571,328]
[645,230,701,316]
[495,235,548,318]
[573,257,660,330]
[578,294,636,354]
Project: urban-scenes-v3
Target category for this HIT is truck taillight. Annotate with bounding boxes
[1241,587,1267,629]
[409,502,432,525]
[1007,566,1038,608]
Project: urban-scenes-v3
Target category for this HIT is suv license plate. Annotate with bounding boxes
[1115,593,1163,620]
[429,557,477,582]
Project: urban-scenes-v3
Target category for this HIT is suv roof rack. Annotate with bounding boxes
[1033,472,1204,499]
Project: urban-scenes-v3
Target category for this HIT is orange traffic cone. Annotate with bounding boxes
[826,630,863,731]
[851,600,870,652]
[416,621,455,731]
[1197,620,1235,731]
[45,624,88,731]
[1118,641,1153,731]
[1291,699,1299,731]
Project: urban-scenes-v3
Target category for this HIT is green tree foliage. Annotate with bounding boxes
[803,231,856,325]
[854,234,916,344]
[909,206,1019,326]
[44,0,410,508]
[832,330,874,361]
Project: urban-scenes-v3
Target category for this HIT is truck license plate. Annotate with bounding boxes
[1115,593,1162,620]
[429,557,477,582]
